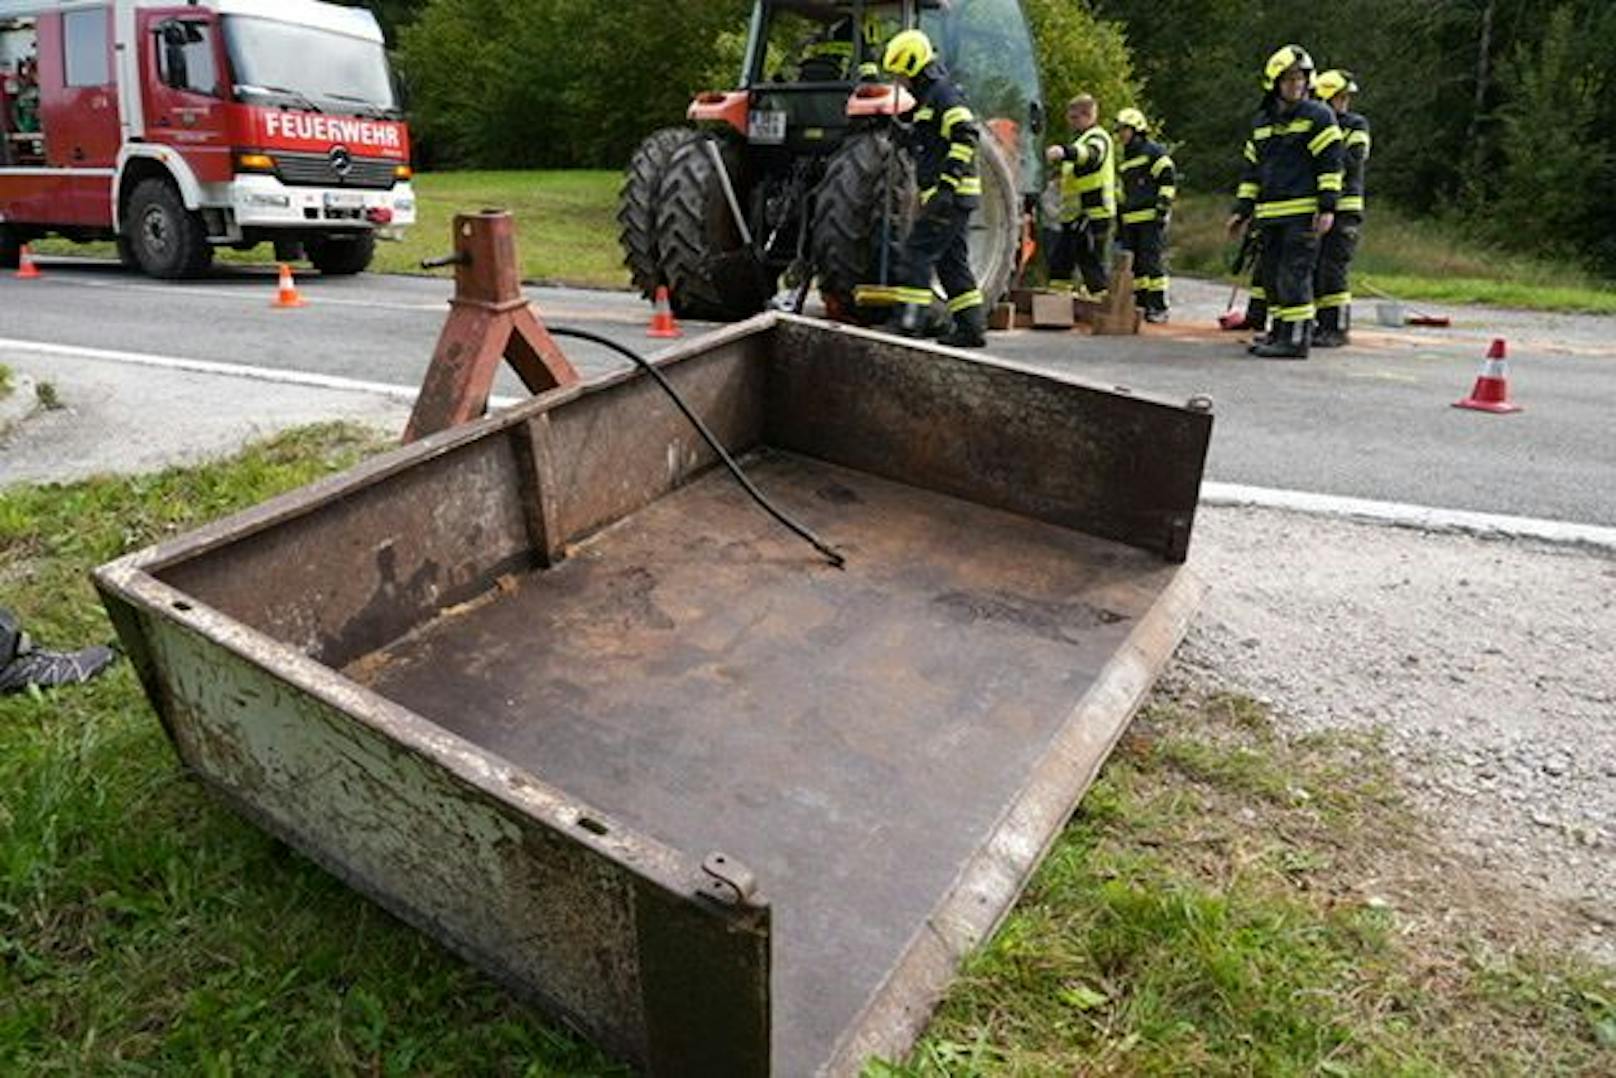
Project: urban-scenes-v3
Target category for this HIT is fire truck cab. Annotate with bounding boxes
[0,0,415,278]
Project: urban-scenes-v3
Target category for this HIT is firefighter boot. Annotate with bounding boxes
[0,608,117,694]
[1250,318,1309,360]
[1313,305,1348,348]
[938,304,987,348]
[887,302,930,339]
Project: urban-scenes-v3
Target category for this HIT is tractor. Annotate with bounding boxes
[617,0,1045,322]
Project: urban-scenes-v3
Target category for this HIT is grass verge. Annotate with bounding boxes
[885,689,1615,1075]
[0,364,12,401]
[1171,192,1616,315]
[29,171,1616,312]
[3,428,1612,1074]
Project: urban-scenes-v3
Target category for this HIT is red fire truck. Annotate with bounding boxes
[0,0,414,278]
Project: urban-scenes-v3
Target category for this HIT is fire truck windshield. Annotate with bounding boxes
[223,16,397,114]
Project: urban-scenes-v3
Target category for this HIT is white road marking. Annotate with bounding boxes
[0,336,520,408]
[8,336,1613,551]
[1202,481,1616,552]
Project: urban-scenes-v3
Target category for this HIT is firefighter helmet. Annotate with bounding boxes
[1262,44,1315,90]
[1114,107,1150,134]
[1313,69,1359,103]
[883,29,935,78]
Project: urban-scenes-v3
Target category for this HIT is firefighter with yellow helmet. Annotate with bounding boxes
[1226,44,1344,359]
[1114,107,1176,322]
[1311,69,1370,347]
[882,28,987,347]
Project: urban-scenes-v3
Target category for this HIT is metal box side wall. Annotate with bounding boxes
[154,432,536,670]
[546,333,772,547]
[765,319,1213,561]
[94,584,772,1075]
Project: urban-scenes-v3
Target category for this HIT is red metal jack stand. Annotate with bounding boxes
[403,210,580,443]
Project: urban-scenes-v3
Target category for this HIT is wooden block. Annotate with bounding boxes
[988,302,1017,331]
[1091,249,1140,336]
[1073,297,1103,325]
[1031,291,1075,329]
[1009,288,1037,313]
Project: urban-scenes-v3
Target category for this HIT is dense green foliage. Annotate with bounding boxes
[1093,0,1616,271]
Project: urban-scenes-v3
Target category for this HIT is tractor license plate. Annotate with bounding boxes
[748,110,787,145]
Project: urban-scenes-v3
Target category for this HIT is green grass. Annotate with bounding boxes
[1171,192,1616,315]
[0,364,12,401]
[882,693,1615,1075]
[3,429,1612,1074]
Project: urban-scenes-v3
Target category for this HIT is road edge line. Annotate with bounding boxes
[1202,481,1616,554]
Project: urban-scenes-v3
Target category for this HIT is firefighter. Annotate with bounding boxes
[798,11,883,82]
[1045,95,1115,297]
[1114,107,1176,323]
[1311,69,1369,347]
[1225,44,1344,359]
[883,28,987,348]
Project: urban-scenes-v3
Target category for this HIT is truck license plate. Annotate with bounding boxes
[323,192,365,209]
[748,110,786,145]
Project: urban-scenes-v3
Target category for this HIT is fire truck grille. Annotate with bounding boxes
[274,152,398,190]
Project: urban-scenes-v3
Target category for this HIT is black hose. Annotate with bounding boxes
[547,326,846,570]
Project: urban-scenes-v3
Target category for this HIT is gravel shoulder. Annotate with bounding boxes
[1184,504,1616,962]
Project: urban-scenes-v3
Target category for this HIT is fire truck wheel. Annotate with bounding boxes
[0,226,19,271]
[125,179,214,279]
[115,234,139,270]
[306,232,376,276]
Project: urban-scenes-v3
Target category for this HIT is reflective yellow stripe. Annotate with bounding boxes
[1253,126,1273,140]
[896,287,933,305]
[1122,208,1158,224]
[1316,292,1351,309]
[1274,304,1316,322]
[947,289,983,313]
[1250,286,1267,300]
[1158,186,1177,200]
[1070,171,1108,193]
[947,143,974,162]
[1255,196,1319,219]
[914,107,934,122]
[1047,278,1073,292]
[1151,155,1174,177]
[941,106,974,137]
[854,284,900,305]
[1337,195,1365,212]
[1243,141,1257,164]
[955,178,982,196]
[858,62,881,78]
[1317,171,1344,192]
[920,185,937,203]
[1121,155,1150,171]
[1346,130,1371,149]
[1308,125,1344,155]
[1236,182,1260,200]
[1281,119,1312,135]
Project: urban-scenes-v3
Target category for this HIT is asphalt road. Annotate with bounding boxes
[2,256,1613,526]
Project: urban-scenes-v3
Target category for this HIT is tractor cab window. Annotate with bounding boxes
[156,20,219,97]
[922,0,1045,192]
[751,3,903,86]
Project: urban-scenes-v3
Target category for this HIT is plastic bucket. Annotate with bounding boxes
[1376,301,1405,327]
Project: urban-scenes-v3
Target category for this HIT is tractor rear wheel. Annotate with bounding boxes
[961,133,1020,311]
[618,126,700,300]
[655,136,774,321]
[811,130,914,320]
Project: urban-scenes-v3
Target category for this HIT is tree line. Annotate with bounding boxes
[363,0,1616,274]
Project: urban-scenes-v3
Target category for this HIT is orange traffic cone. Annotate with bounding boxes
[1453,338,1521,414]
[271,262,307,308]
[15,244,42,280]
[646,285,681,339]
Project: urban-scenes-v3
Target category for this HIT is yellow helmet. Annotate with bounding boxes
[1312,69,1359,102]
[883,29,935,78]
[1114,107,1150,133]
[1262,44,1315,90]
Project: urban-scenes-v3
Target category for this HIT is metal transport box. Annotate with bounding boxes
[96,314,1213,1075]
